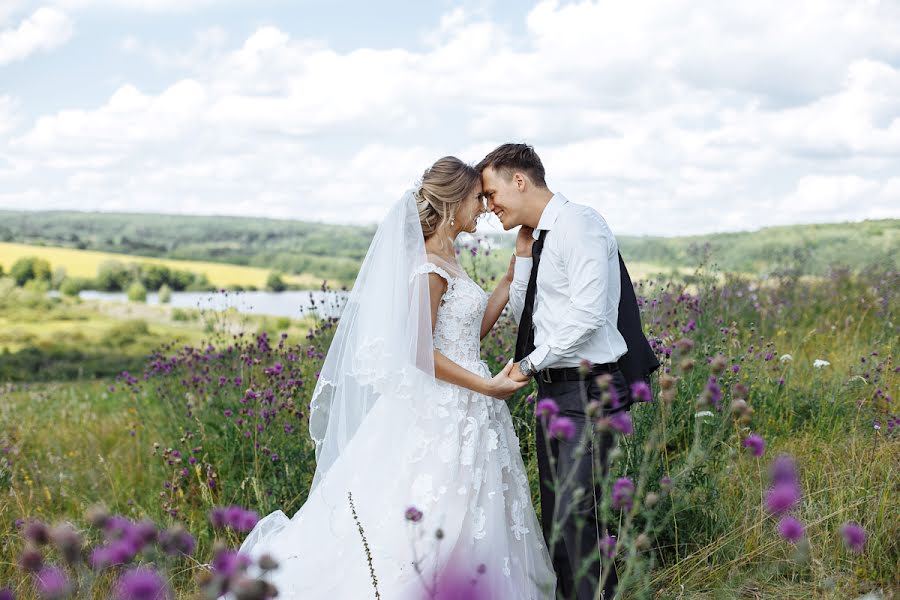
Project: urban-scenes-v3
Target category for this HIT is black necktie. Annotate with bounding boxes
[514,229,548,362]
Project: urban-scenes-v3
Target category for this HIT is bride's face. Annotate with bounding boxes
[456,182,486,235]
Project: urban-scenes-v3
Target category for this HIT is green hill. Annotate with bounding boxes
[617,219,899,276]
[1,210,895,280]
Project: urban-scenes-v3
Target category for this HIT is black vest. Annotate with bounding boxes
[615,251,660,388]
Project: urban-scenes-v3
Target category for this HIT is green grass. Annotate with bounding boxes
[0,264,896,598]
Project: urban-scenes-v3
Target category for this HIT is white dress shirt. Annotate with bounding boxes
[509,193,628,371]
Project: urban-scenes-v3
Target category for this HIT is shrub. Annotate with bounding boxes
[127,281,148,302]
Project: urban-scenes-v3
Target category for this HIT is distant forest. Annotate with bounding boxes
[1,210,896,280]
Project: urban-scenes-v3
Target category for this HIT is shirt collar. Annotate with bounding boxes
[532,192,568,240]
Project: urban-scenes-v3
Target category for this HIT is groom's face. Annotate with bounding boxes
[482,166,523,231]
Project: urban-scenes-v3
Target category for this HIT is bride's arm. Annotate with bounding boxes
[427,272,525,400]
[479,255,514,339]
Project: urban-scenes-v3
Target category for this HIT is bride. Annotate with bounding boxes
[230,157,556,599]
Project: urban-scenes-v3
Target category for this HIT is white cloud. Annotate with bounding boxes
[3,0,900,234]
[0,96,19,135]
[0,6,73,66]
[50,0,212,12]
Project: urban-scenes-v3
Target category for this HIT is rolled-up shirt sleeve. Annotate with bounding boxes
[508,255,532,325]
[528,217,610,370]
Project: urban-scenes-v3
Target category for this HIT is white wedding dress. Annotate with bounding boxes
[230,258,556,599]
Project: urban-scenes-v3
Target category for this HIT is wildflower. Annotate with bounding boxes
[710,354,728,375]
[770,454,799,487]
[694,410,714,419]
[19,544,43,572]
[630,381,652,403]
[742,433,765,457]
[635,533,651,551]
[114,567,171,600]
[210,549,251,578]
[48,523,83,565]
[35,565,71,599]
[548,416,576,441]
[404,506,423,523]
[609,412,633,435]
[779,354,793,363]
[24,520,50,546]
[777,516,805,543]
[731,365,741,374]
[765,483,801,515]
[840,522,866,553]
[659,476,672,491]
[599,535,617,559]
[534,399,559,420]
[813,359,831,368]
[257,553,279,572]
[611,478,635,511]
[159,524,196,556]
[673,337,694,353]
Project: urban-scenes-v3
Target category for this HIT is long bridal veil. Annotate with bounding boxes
[308,188,436,490]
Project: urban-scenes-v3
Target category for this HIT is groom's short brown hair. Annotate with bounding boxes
[475,143,547,189]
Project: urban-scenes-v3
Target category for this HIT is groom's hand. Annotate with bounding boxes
[516,225,535,257]
[509,361,530,383]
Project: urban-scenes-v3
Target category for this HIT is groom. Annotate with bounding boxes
[477,144,659,600]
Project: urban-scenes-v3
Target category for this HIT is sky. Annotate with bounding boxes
[1,0,899,236]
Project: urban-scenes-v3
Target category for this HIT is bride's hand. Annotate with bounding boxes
[516,225,535,257]
[486,360,530,400]
[504,254,516,283]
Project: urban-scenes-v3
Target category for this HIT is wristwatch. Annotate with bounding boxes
[519,357,537,378]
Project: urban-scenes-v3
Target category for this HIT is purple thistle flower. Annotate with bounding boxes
[24,520,50,545]
[535,398,559,420]
[114,567,171,600]
[777,516,805,543]
[609,412,633,435]
[840,522,866,553]
[705,376,722,408]
[765,483,801,515]
[0,588,13,600]
[236,510,258,532]
[404,506,423,523]
[548,416,576,441]
[769,454,799,487]
[630,381,652,403]
[742,434,765,457]
[659,476,672,491]
[211,549,251,578]
[208,507,226,529]
[35,565,70,599]
[731,364,741,374]
[159,526,195,557]
[611,478,635,511]
[599,534,617,559]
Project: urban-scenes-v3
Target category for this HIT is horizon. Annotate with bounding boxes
[1,205,895,241]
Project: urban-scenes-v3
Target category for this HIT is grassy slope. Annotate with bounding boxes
[0,242,326,289]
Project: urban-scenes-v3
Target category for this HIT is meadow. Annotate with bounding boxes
[0,250,896,598]
[0,243,326,291]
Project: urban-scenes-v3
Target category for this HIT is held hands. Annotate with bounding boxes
[486,360,530,400]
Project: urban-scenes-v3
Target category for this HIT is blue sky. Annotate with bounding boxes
[2,0,899,236]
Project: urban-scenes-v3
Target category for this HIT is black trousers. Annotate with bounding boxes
[535,368,630,600]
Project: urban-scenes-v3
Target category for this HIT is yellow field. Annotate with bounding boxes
[0,242,326,289]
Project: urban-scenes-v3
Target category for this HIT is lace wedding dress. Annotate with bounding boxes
[230,257,556,599]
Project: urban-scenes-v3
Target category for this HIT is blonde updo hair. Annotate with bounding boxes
[414,156,480,239]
